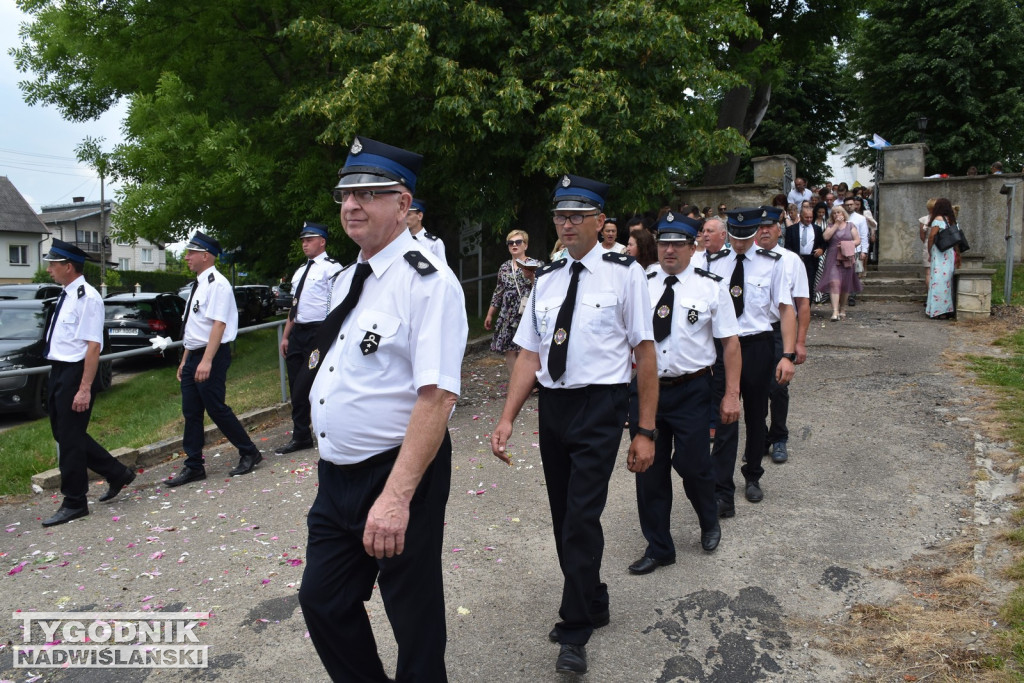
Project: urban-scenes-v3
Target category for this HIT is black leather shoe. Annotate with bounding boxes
[745,480,763,503]
[229,453,263,477]
[274,439,314,455]
[771,441,789,464]
[42,506,89,527]
[165,467,207,488]
[717,499,735,518]
[701,525,722,552]
[628,555,675,575]
[555,643,587,674]
[99,469,136,502]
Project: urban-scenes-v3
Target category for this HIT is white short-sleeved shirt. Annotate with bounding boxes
[646,264,738,376]
[291,251,343,324]
[410,228,447,262]
[705,247,791,336]
[787,188,814,208]
[45,275,104,362]
[310,231,467,464]
[183,265,239,350]
[847,211,869,253]
[768,243,809,323]
[513,243,653,389]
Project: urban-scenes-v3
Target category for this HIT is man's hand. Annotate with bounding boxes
[363,491,410,558]
[490,419,513,464]
[795,342,808,365]
[776,357,795,384]
[72,387,91,413]
[627,434,655,473]
[812,248,823,258]
[719,394,740,425]
[279,338,289,357]
[194,359,213,382]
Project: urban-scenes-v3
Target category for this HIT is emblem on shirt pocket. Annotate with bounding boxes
[687,309,699,325]
[361,331,380,355]
[193,301,200,314]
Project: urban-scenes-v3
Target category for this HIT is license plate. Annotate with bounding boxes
[110,328,140,336]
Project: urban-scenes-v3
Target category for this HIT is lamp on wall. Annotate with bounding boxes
[916,116,928,143]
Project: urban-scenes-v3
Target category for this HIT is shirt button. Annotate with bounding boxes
[372,324,378,329]
[329,366,334,372]
[320,432,325,438]
[319,399,325,405]
[340,334,344,340]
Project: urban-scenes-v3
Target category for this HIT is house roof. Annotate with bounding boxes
[38,200,114,225]
[0,177,49,235]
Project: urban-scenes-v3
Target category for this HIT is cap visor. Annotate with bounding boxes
[335,173,402,190]
[553,200,599,211]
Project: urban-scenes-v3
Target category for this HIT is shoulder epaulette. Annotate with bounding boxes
[422,231,440,242]
[646,271,657,280]
[77,285,85,298]
[537,259,567,276]
[707,249,731,262]
[603,252,635,266]
[694,267,722,282]
[404,251,437,275]
[208,272,216,283]
[756,248,781,260]
[324,256,338,264]
[330,262,354,284]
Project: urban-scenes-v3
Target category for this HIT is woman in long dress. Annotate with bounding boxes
[485,229,537,375]
[925,198,957,319]
[816,205,863,321]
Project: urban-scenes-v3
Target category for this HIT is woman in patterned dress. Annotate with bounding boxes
[485,229,536,375]
[925,198,957,319]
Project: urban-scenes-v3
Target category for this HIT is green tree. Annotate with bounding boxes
[845,0,1024,175]
[12,0,755,266]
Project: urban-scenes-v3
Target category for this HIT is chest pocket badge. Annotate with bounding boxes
[193,301,200,314]
[687,309,699,325]
[361,332,380,355]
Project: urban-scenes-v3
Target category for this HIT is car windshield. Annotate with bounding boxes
[106,302,156,320]
[0,307,46,340]
[0,287,40,300]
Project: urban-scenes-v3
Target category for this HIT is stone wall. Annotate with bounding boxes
[678,155,796,214]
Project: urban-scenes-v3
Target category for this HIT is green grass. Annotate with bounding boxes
[992,262,1024,306]
[0,327,284,496]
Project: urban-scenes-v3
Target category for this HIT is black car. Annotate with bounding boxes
[104,292,186,364]
[234,287,264,327]
[0,298,113,418]
[273,282,293,313]
[0,283,63,300]
[237,285,275,319]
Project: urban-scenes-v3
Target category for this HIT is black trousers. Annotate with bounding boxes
[284,322,320,443]
[538,384,627,646]
[180,344,259,471]
[299,433,452,682]
[49,360,127,509]
[765,322,789,446]
[712,331,773,504]
[629,375,717,562]
[799,254,818,295]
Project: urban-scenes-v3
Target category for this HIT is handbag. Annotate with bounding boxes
[934,220,965,252]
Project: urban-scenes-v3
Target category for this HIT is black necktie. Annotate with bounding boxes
[547,261,584,381]
[730,253,745,318]
[43,289,67,358]
[288,259,314,321]
[652,275,678,342]
[180,279,199,333]
[292,262,373,401]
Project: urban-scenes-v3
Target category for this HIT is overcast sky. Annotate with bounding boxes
[0,0,126,212]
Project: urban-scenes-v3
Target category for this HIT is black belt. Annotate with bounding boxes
[739,331,773,345]
[658,367,710,386]
[48,359,83,368]
[323,444,401,472]
[293,321,323,330]
[538,383,628,396]
[770,321,781,332]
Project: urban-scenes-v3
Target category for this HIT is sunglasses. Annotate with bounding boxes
[506,239,524,246]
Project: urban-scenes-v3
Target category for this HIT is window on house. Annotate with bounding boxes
[9,245,28,265]
[118,258,131,270]
[141,248,153,263]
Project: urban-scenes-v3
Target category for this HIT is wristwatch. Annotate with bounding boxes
[781,352,796,362]
[635,427,659,441]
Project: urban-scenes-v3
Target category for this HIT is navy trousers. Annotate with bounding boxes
[180,344,259,471]
[299,433,452,682]
[284,322,319,443]
[538,384,627,646]
[765,322,789,446]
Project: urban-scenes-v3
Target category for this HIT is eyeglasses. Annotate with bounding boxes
[332,189,401,205]
[506,239,524,246]
[718,207,727,212]
[552,213,599,226]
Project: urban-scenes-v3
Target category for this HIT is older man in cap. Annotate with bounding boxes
[296,136,467,682]
[705,208,796,516]
[275,221,342,455]
[491,174,657,675]
[626,212,741,572]
[40,240,136,526]
[165,231,263,487]
[406,197,446,261]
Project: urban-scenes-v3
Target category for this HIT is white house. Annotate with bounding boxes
[0,177,50,284]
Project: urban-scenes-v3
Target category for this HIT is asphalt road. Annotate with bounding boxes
[0,302,1007,682]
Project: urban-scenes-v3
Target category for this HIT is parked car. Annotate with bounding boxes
[273,282,293,313]
[0,298,113,419]
[237,284,275,319]
[104,292,186,364]
[234,287,264,327]
[0,283,63,300]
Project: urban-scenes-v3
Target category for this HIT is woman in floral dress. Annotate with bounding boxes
[925,198,957,319]
[485,229,537,376]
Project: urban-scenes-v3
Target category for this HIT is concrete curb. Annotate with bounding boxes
[30,403,292,491]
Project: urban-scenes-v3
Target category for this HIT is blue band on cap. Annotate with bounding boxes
[48,246,86,264]
[344,153,416,191]
[553,186,605,209]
